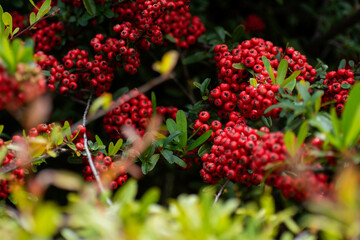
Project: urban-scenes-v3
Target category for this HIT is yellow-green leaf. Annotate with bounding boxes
[89,93,112,114]
[152,50,179,75]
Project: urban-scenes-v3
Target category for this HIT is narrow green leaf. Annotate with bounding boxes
[2,12,13,34]
[338,59,346,69]
[249,78,257,87]
[214,26,225,41]
[176,110,187,148]
[262,56,275,82]
[0,146,7,165]
[231,24,245,42]
[0,6,4,36]
[296,82,311,102]
[166,118,177,134]
[12,27,19,36]
[296,121,308,148]
[232,62,246,70]
[198,143,211,157]
[161,150,187,167]
[141,154,160,174]
[163,130,182,148]
[276,59,288,85]
[110,138,123,156]
[0,37,15,73]
[83,0,97,16]
[284,130,296,157]
[61,121,72,141]
[187,130,212,152]
[108,142,114,156]
[0,125,4,135]
[39,0,51,17]
[330,108,341,140]
[342,84,360,148]
[200,78,211,96]
[151,91,157,114]
[113,179,137,203]
[29,0,40,10]
[47,150,57,158]
[280,70,301,91]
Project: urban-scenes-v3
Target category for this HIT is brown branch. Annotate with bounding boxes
[11,9,60,40]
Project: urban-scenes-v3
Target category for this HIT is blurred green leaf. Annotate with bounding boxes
[276,59,288,85]
[342,84,360,148]
[187,130,212,152]
[166,118,177,134]
[284,130,296,157]
[83,0,97,16]
[262,56,275,82]
[176,110,187,149]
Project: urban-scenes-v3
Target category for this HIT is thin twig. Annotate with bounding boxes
[82,93,112,206]
[214,179,230,204]
[11,9,60,40]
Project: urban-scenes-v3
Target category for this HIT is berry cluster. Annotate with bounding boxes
[90,34,140,75]
[112,0,205,49]
[46,47,116,96]
[32,21,64,53]
[252,132,331,201]
[0,139,25,200]
[193,110,246,140]
[200,123,263,184]
[103,93,153,139]
[214,38,316,84]
[243,14,266,33]
[321,68,355,115]
[82,152,128,190]
[0,63,46,110]
[209,38,317,120]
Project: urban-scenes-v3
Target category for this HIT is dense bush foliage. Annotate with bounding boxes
[1,0,360,239]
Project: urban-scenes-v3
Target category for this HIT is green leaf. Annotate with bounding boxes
[0,125,3,135]
[2,12,13,34]
[231,24,245,42]
[108,142,114,156]
[141,154,160,174]
[338,59,346,69]
[29,0,40,10]
[0,146,7,165]
[176,110,187,148]
[284,130,296,157]
[110,138,123,156]
[61,121,72,141]
[214,26,226,41]
[0,6,4,36]
[95,135,107,155]
[262,56,275,82]
[83,0,97,16]
[296,82,311,102]
[296,121,308,148]
[166,118,177,134]
[113,179,137,203]
[249,78,257,87]
[342,84,360,148]
[163,130,182,148]
[276,59,288,85]
[280,70,301,91]
[103,8,115,18]
[330,108,341,140]
[47,150,57,158]
[200,78,211,96]
[183,51,208,65]
[165,34,177,43]
[0,37,15,73]
[232,62,246,70]
[187,130,212,152]
[151,91,157,114]
[39,0,51,17]
[198,143,211,156]
[161,149,186,167]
